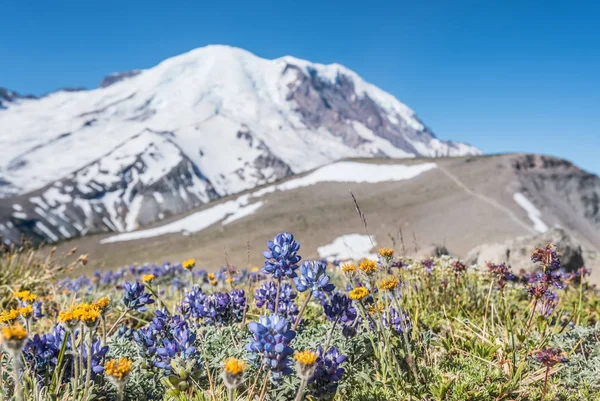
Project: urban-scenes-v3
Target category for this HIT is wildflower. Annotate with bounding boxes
[349,287,369,301]
[93,297,110,314]
[537,291,558,319]
[309,346,346,399]
[251,266,260,272]
[58,311,79,330]
[378,248,394,258]
[262,232,302,279]
[368,302,385,314]
[532,348,568,367]
[222,357,246,389]
[421,259,435,274]
[383,307,412,335]
[182,258,196,270]
[230,289,247,321]
[104,357,133,382]
[295,350,318,379]
[487,262,515,290]
[378,276,399,291]
[323,293,358,327]
[155,323,197,370]
[450,260,467,275]
[255,281,299,320]
[207,273,216,280]
[247,314,296,380]
[23,325,68,385]
[14,290,37,303]
[340,263,356,273]
[294,260,335,297]
[1,324,28,351]
[359,259,378,274]
[18,305,33,319]
[0,309,20,324]
[531,244,561,271]
[226,277,235,284]
[73,304,101,328]
[142,273,155,283]
[123,282,155,312]
[82,340,109,377]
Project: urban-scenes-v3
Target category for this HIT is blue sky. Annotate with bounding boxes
[1,0,599,174]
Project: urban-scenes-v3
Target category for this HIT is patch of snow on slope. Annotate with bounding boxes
[317,234,377,261]
[513,193,549,233]
[222,201,265,225]
[101,162,436,243]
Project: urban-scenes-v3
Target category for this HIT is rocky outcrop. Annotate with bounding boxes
[466,227,585,273]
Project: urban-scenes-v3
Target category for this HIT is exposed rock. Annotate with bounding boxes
[466,227,585,273]
[99,70,142,88]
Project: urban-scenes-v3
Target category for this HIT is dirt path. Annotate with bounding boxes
[437,165,537,235]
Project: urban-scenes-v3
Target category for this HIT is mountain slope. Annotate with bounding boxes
[30,154,600,275]
[0,45,479,243]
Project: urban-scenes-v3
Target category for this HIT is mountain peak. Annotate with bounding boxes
[0,45,480,243]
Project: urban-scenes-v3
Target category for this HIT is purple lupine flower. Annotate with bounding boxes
[383,307,412,335]
[254,281,298,320]
[309,346,346,399]
[294,260,335,297]
[246,314,296,381]
[23,325,70,385]
[197,292,232,324]
[82,340,109,377]
[323,293,357,327]
[154,323,197,371]
[123,281,155,312]
[262,232,301,279]
[133,326,158,356]
[230,289,247,321]
[179,286,206,319]
[32,301,44,320]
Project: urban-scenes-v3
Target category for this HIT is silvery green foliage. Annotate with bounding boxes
[551,326,600,390]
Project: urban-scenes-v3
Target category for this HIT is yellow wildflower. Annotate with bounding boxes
[251,267,260,273]
[294,350,318,366]
[368,302,385,314]
[0,309,20,324]
[210,279,218,286]
[226,277,235,284]
[104,357,133,382]
[349,287,369,301]
[341,263,357,273]
[14,290,36,303]
[207,273,216,280]
[182,258,196,270]
[73,304,100,326]
[93,297,110,313]
[359,259,378,274]
[378,276,399,291]
[223,357,246,375]
[378,248,394,258]
[142,274,155,283]
[18,305,34,319]
[1,324,28,350]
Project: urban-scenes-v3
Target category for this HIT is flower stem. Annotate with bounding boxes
[293,378,308,401]
[228,387,235,401]
[108,308,131,336]
[101,315,107,346]
[293,293,311,330]
[541,366,550,401]
[258,374,270,401]
[83,327,93,400]
[11,350,23,401]
[323,315,341,352]
[70,329,79,400]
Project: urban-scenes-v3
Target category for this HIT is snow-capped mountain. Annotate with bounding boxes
[0,45,479,244]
